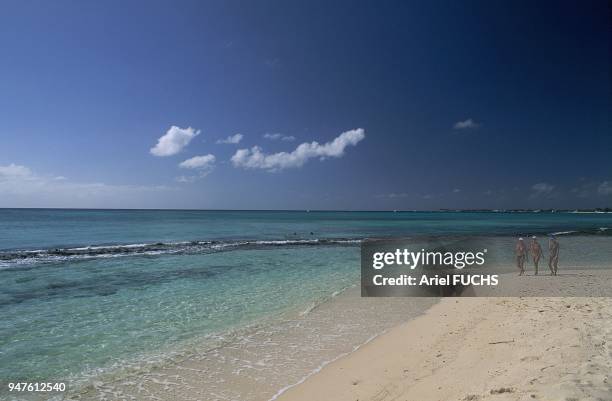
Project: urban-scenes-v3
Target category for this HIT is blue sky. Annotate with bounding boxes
[0,0,610,209]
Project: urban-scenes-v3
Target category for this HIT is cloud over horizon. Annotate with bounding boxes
[0,163,34,180]
[598,181,612,195]
[150,126,200,156]
[530,182,555,198]
[231,128,365,171]
[216,134,243,144]
[0,163,175,208]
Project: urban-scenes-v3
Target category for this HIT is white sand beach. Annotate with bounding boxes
[278,269,612,401]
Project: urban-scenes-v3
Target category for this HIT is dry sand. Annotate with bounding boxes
[277,270,612,401]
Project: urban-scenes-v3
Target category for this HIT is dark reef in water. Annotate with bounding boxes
[0,238,361,267]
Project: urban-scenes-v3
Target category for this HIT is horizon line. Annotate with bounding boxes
[0,207,610,213]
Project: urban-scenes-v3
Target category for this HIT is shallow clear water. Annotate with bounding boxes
[1,209,611,400]
[1,247,360,385]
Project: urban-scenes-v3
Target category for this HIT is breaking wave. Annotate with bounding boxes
[0,238,362,269]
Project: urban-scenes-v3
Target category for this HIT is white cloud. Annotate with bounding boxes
[453,118,480,130]
[179,154,216,169]
[232,128,365,171]
[216,134,243,144]
[530,182,554,197]
[452,188,461,193]
[598,181,612,195]
[263,133,296,142]
[0,163,33,179]
[0,163,175,208]
[177,154,216,181]
[150,126,200,156]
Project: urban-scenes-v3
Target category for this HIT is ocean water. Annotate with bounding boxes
[1,209,612,400]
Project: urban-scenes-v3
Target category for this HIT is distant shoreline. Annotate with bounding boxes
[1,207,611,213]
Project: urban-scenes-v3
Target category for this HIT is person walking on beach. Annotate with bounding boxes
[515,237,527,275]
[548,236,559,275]
[530,236,543,275]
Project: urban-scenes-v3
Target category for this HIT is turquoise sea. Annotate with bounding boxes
[1,209,612,400]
